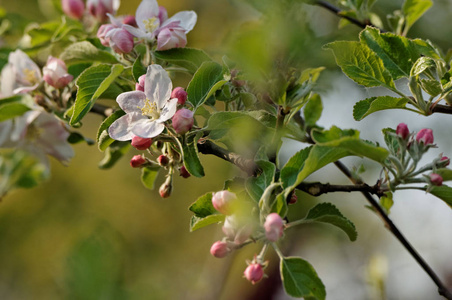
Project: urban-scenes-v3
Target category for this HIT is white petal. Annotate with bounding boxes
[0,119,13,145]
[162,11,197,33]
[0,64,14,97]
[116,91,146,113]
[131,119,165,138]
[157,98,178,123]
[135,0,159,32]
[107,13,123,27]
[145,64,172,111]
[9,50,42,83]
[123,24,153,40]
[108,113,145,141]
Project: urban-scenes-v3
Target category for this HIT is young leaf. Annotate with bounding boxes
[280,257,326,300]
[304,94,323,126]
[181,132,205,178]
[304,202,358,241]
[189,192,216,217]
[154,48,212,74]
[141,166,160,190]
[246,160,276,202]
[60,41,118,65]
[70,64,124,126]
[98,141,130,169]
[190,214,225,232]
[436,169,452,182]
[353,96,408,121]
[420,79,442,97]
[402,0,433,35]
[428,185,452,208]
[97,110,126,151]
[0,102,31,122]
[132,55,146,82]
[280,147,312,189]
[187,61,225,110]
[380,192,394,214]
[324,41,395,89]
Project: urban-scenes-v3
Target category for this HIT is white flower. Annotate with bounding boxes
[123,0,197,45]
[108,64,178,140]
[0,50,42,97]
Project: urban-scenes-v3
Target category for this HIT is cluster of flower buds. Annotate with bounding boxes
[61,0,119,22]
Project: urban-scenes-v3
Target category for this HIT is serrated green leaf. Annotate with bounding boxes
[382,128,401,155]
[98,141,130,169]
[280,257,326,300]
[281,147,312,189]
[324,41,395,89]
[154,48,212,74]
[436,169,452,181]
[419,79,442,97]
[70,64,124,125]
[410,57,436,77]
[132,55,146,82]
[190,214,225,232]
[353,96,408,121]
[304,94,323,126]
[181,132,205,178]
[0,102,31,122]
[246,160,276,202]
[402,0,433,35]
[360,27,420,79]
[412,39,442,60]
[96,110,126,151]
[305,202,357,241]
[189,192,216,217]
[60,41,118,65]
[187,61,224,110]
[141,167,160,190]
[428,185,452,208]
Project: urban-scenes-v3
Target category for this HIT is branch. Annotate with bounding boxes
[431,104,452,115]
[90,103,114,117]
[197,140,261,176]
[334,160,452,300]
[296,181,386,197]
[314,0,386,32]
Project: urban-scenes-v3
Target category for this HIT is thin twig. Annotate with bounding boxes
[431,104,452,115]
[296,181,386,197]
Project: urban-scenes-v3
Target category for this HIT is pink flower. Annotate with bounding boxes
[171,87,187,105]
[416,128,434,145]
[264,213,284,242]
[210,241,231,258]
[105,28,134,54]
[212,190,237,215]
[396,123,409,139]
[429,173,443,186]
[244,263,264,284]
[222,214,253,245]
[97,24,116,46]
[130,155,146,168]
[87,0,120,22]
[61,0,85,19]
[156,26,187,51]
[172,108,194,134]
[43,56,73,89]
[135,74,146,92]
[131,136,152,150]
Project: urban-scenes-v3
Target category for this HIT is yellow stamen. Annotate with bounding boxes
[140,99,160,120]
[25,124,42,141]
[23,68,38,84]
[143,17,158,33]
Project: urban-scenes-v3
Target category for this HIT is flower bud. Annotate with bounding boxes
[429,173,443,186]
[87,0,118,22]
[135,74,146,92]
[396,123,409,139]
[106,28,134,54]
[131,136,152,150]
[210,241,231,258]
[156,26,187,51]
[289,192,297,204]
[179,165,190,178]
[130,155,146,168]
[171,87,188,105]
[172,108,194,134]
[158,6,168,24]
[212,190,237,215]
[158,155,169,167]
[244,263,264,285]
[97,24,115,47]
[61,0,85,19]
[264,213,284,242]
[43,56,73,89]
[439,156,450,167]
[416,128,434,145]
[159,177,172,198]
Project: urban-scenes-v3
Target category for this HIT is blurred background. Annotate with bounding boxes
[0,0,452,299]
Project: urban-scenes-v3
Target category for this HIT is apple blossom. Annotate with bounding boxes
[210,241,231,258]
[244,262,264,284]
[156,26,187,51]
[87,0,120,22]
[108,64,178,141]
[131,136,152,150]
[105,27,134,54]
[135,74,146,92]
[212,190,237,215]
[42,56,73,89]
[416,128,434,145]
[97,24,116,46]
[264,213,284,242]
[396,123,409,140]
[222,214,254,244]
[61,0,85,19]
[172,108,194,134]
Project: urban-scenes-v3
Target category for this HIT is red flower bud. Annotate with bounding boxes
[159,181,172,198]
[244,263,264,285]
[130,155,146,168]
[289,192,298,204]
[429,173,443,186]
[416,128,434,145]
[440,156,450,167]
[171,87,188,105]
[172,108,194,134]
[179,165,190,178]
[131,136,152,150]
[210,241,231,258]
[61,0,85,20]
[264,213,284,242]
[396,123,409,139]
[158,155,169,167]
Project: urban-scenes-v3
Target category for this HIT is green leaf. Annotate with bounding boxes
[436,169,452,182]
[360,27,420,79]
[420,79,442,97]
[245,160,276,202]
[97,110,126,151]
[304,94,323,126]
[60,41,118,65]
[428,185,452,208]
[0,102,31,122]
[181,132,205,178]
[141,167,160,190]
[98,141,130,169]
[380,192,394,214]
[305,202,357,241]
[187,61,225,110]
[280,147,312,189]
[70,64,124,125]
[280,257,326,300]
[410,56,436,77]
[67,132,94,145]
[324,41,395,89]
[190,214,225,232]
[189,192,217,217]
[132,55,146,82]
[382,128,401,155]
[154,48,212,74]
[272,191,288,217]
[353,96,408,121]
[402,0,433,34]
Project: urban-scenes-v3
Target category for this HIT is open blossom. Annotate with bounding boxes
[123,0,197,50]
[0,110,74,167]
[43,56,73,89]
[108,64,178,140]
[1,50,42,97]
[222,214,254,245]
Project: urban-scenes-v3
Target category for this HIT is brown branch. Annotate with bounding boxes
[297,181,386,197]
[431,104,452,115]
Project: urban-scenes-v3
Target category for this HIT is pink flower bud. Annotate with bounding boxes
[131,136,152,150]
[416,128,434,145]
[42,56,73,89]
[158,155,169,167]
[244,263,264,285]
[212,190,237,215]
[130,155,146,168]
[97,24,115,47]
[87,0,118,22]
[172,108,194,134]
[135,74,146,92]
[440,156,450,167]
[171,87,188,105]
[179,166,190,178]
[396,123,409,139]
[61,0,85,19]
[158,6,168,24]
[122,15,137,27]
[264,213,284,242]
[210,241,230,258]
[289,192,297,204]
[156,26,187,51]
[106,28,134,54]
[429,173,443,186]
[159,180,172,198]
